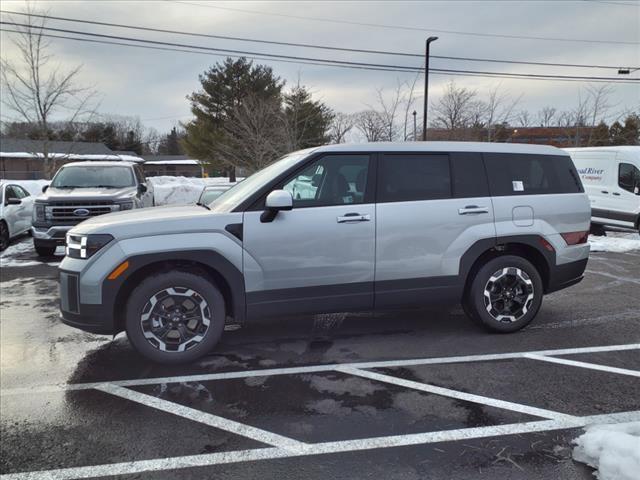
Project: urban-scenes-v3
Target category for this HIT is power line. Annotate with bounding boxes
[168,0,639,46]
[2,22,638,84]
[0,9,636,70]
[582,0,640,6]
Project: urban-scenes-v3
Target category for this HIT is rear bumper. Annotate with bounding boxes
[546,258,588,294]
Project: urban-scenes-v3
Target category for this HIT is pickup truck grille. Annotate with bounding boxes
[45,203,118,224]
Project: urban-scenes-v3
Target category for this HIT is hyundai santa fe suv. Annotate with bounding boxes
[58,142,590,363]
[32,161,154,256]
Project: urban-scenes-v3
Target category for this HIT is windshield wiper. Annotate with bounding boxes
[196,202,210,210]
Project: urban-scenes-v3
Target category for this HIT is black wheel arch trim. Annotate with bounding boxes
[106,249,246,333]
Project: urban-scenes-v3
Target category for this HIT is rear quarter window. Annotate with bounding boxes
[484,153,584,196]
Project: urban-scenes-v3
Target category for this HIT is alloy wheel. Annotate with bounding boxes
[483,267,534,322]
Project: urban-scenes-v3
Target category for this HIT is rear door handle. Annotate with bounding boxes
[601,191,609,194]
[612,192,621,196]
[458,205,489,215]
[337,213,371,223]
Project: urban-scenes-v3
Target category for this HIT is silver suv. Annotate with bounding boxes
[58,143,590,363]
[32,161,154,256]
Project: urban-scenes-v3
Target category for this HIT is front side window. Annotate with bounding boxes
[377,154,451,203]
[281,154,370,208]
[51,166,136,188]
[618,163,640,193]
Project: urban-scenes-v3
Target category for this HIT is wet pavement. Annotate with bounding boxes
[1,237,639,479]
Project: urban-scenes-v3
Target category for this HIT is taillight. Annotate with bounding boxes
[560,231,589,245]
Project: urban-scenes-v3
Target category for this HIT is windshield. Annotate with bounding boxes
[51,165,135,188]
[210,151,311,212]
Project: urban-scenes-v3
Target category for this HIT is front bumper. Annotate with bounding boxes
[31,225,72,245]
[59,270,116,334]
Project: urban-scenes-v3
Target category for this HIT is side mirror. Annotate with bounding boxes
[42,185,49,193]
[138,183,148,194]
[261,190,293,223]
[6,198,21,205]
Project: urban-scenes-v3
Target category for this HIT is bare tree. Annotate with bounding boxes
[375,85,404,141]
[0,4,98,177]
[215,95,287,172]
[537,107,556,127]
[517,110,532,127]
[481,85,523,141]
[354,110,385,142]
[430,81,478,132]
[329,112,355,143]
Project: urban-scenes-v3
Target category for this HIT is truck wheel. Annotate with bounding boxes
[0,221,9,251]
[466,255,543,333]
[589,223,606,236]
[125,270,225,364]
[34,240,56,257]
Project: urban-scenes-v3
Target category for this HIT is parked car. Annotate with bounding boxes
[58,142,590,363]
[0,181,34,251]
[198,185,233,205]
[32,161,154,256]
[564,146,640,233]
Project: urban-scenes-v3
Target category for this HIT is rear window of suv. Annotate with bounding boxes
[483,153,583,196]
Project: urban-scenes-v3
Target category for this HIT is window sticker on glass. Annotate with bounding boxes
[512,181,524,192]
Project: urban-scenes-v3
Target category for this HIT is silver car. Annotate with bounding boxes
[0,182,34,251]
[58,142,591,363]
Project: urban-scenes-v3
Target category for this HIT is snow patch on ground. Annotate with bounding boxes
[589,231,640,253]
[573,421,640,480]
[148,176,240,206]
[0,238,63,268]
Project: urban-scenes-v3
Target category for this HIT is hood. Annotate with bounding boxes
[39,186,137,202]
[70,204,238,240]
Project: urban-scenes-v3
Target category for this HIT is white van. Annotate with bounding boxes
[564,146,640,233]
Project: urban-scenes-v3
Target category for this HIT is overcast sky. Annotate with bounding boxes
[1,0,639,134]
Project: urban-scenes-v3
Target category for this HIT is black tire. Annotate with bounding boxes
[466,255,543,333]
[0,221,9,251]
[590,223,606,236]
[125,270,225,364]
[34,241,56,257]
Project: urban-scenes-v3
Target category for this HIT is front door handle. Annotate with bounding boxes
[337,213,371,223]
[458,205,489,215]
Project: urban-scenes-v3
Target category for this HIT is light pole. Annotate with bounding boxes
[412,110,417,140]
[423,36,438,141]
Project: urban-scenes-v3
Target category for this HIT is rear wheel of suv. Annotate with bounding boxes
[466,255,543,333]
[125,270,225,364]
[34,240,56,257]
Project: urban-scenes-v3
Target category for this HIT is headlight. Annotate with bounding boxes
[65,233,114,259]
[116,201,134,211]
[33,204,46,221]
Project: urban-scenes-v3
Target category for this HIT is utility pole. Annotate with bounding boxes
[423,36,438,141]
[412,110,417,140]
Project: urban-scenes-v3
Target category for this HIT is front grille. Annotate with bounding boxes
[45,204,118,222]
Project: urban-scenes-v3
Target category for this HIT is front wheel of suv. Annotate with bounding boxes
[466,255,543,333]
[125,270,225,364]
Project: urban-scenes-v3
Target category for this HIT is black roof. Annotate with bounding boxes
[0,138,114,155]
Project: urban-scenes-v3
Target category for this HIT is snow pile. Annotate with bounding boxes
[0,238,62,268]
[573,421,640,480]
[148,176,239,206]
[589,231,640,253]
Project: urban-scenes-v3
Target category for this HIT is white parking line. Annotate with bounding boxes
[524,354,640,377]
[96,384,308,452]
[2,343,638,396]
[336,366,578,421]
[2,410,638,480]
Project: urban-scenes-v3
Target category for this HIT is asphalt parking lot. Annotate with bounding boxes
[1,238,639,480]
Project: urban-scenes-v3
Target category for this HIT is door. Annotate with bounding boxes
[611,160,640,226]
[243,154,375,318]
[375,152,495,308]
[4,185,32,236]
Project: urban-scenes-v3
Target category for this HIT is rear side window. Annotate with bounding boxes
[377,154,451,203]
[483,153,584,196]
[451,152,489,198]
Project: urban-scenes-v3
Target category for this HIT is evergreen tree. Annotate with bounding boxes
[609,121,625,145]
[183,57,284,180]
[283,86,334,150]
[590,121,610,146]
[621,115,640,145]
